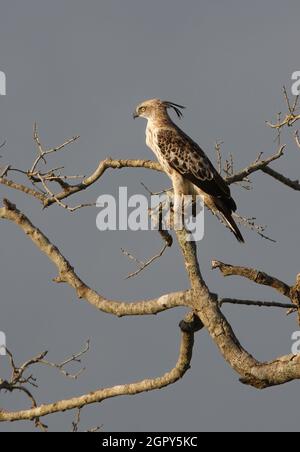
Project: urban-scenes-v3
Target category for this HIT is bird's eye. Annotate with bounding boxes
[139,106,146,113]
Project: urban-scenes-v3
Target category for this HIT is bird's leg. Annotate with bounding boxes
[173,194,185,231]
[171,174,187,231]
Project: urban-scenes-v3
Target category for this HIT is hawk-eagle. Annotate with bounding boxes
[133,98,244,243]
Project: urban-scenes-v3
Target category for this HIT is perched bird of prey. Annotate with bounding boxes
[133,98,244,242]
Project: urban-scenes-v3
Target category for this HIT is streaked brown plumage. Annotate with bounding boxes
[133,98,244,242]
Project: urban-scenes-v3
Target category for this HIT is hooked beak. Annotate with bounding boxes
[133,112,139,119]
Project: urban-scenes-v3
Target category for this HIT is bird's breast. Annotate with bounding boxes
[146,127,172,174]
[146,126,156,149]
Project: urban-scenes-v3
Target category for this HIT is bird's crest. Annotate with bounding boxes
[163,101,186,119]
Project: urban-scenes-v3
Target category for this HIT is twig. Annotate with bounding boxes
[291,94,299,113]
[40,340,90,380]
[0,165,10,178]
[72,408,82,433]
[71,407,103,433]
[226,146,285,185]
[295,130,300,150]
[215,140,223,174]
[219,298,295,309]
[0,139,7,150]
[86,425,103,433]
[283,86,293,114]
[31,123,80,173]
[121,198,174,279]
[123,243,169,280]
[266,114,300,129]
[233,213,276,242]
[140,181,172,196]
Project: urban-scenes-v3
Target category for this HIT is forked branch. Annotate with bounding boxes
[0,321,196,423]
[0,199,190,316]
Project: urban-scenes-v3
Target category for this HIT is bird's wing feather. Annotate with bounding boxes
[157,128,236,211]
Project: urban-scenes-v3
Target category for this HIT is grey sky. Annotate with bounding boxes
[0,0,300,432]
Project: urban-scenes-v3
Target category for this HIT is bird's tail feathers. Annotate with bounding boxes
[212,197,244,243]
[220,211,245,243]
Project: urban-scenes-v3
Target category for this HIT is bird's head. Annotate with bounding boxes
[133,98,185,121]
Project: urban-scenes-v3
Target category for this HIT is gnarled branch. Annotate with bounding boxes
[0,321,196,423]
[176,229,300,389]
[0,199,190,317]
[212,260,291,297]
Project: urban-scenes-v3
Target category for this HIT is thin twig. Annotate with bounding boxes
[40,340,90,380]
[31,123,79,173]
[123,243,169,280]
[233,213,276,242]
[295,130,300,150]
[220,298,295,309]
[215,140,223,174]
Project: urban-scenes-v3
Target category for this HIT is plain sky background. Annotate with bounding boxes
[0,0,300,432]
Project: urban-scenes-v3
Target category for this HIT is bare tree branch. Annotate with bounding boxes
[261,166,300,190]
[176,228,300,389]
[214,140,223,174]
[121,224,173,280]
[266,88,300,132]
[0,322,196,423]
[233,213,276,242]
[0,177,46,201]
[31,123,80,174]
[0,158,162,209]
[0,199,190,316]
[40,340,90,380]
[213,260,300,323]
[211,260,291,297]
[226,145,285,185]
[122,243,169,280]
[2,95,300,428]
[43,159,162,208]
[0,342,91,430]
[267,113,300,129]
[219,298,295,310]
[295,130,300,150]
